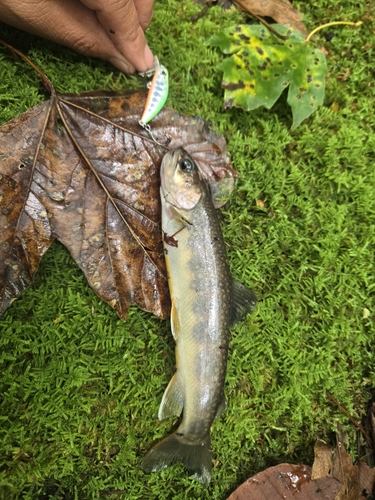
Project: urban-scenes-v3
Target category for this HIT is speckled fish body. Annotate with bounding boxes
[141,148,257,483]
[139,57,169,126]
[161,148,232,432]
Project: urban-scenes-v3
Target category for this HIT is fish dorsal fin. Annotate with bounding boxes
[230,279,257,326]
[158,373,184,420]
[170,299,181,340]
[215,395,227,418]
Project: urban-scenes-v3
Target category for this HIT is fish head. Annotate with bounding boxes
[160,148,203,211]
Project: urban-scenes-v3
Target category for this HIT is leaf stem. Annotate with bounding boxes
[306,21,362,43]
[0,39,56,97]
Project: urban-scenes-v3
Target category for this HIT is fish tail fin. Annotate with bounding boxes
[141,432,212,484]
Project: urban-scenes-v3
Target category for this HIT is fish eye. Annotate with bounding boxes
[178,158,194,173]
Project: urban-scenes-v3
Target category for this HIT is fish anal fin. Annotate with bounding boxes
[230,279,257,326]
[158,373,183,420]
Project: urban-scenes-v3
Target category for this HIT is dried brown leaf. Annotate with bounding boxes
[226,463,342,500]
[312,437,375,499]
[232,0,307,36]
[312,441,333,479]
[332,441,358,500]
[358,460,375,497]
[0,89,235,320]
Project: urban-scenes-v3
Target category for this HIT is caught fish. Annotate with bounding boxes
[141,148,257,483]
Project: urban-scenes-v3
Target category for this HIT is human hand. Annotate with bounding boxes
[0,0,155,73]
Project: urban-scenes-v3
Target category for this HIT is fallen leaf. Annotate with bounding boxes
[226,463,342,500]
[311,441,332,479]
[312,437,375,499]
[210,24,327,128]
[0,88,235,320]
[232,0,307,36]
[358,461,375,498]
[193,0,307,35]
[332,440,358,500]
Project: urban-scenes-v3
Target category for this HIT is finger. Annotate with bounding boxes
[133,0,154,30]
[80,0,154,72]
[0,0,136,73]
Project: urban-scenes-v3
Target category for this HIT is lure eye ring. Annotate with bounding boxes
[178,158,194,173]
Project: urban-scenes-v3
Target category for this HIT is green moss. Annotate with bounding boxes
[0,1,374,498]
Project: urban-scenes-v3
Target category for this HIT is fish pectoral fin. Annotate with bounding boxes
[215,395,227,418]
[170,299,181,340]
[164,202,183,223]
[230,279,257,326]
[158,373,184,420]
[164,203,192,227]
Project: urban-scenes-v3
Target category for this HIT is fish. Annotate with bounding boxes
[141,147,257,484]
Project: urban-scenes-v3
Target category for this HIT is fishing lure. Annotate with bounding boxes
[139,56,169,145]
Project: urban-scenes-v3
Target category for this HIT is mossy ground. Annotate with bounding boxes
[0,1,374,498]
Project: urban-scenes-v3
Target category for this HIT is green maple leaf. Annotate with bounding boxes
[209,24,328,129]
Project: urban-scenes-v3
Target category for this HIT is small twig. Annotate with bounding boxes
[191,1,213,23]
[231,0,288,41]
[249,12,288,41]
[326,390,373,449]
[0,39,56,97]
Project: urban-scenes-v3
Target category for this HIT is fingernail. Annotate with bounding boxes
[109,56,135,74]
[144,44,154,69]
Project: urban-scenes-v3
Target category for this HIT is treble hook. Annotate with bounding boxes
[139,121,169,148]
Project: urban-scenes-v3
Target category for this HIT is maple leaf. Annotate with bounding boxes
[210,24,327,128]
[0,56,235,320]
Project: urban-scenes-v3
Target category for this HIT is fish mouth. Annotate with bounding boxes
[167,147,185,166]
[168,147,186,163]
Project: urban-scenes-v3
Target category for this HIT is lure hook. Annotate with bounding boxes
[139,120,168,148]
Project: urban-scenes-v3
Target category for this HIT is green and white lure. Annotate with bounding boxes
[139,56,169,144]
